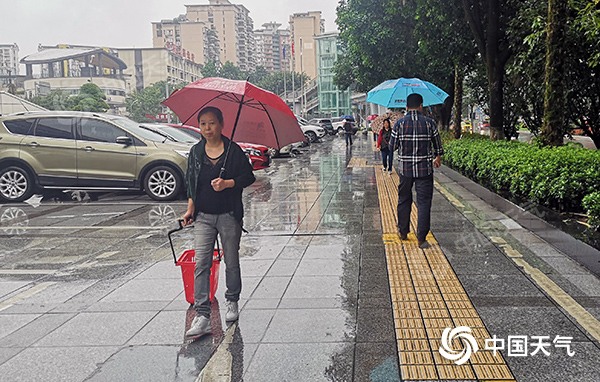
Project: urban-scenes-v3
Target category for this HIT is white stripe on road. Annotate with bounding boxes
[0,282,56,312]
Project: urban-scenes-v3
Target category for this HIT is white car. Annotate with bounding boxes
[296,116,326,142]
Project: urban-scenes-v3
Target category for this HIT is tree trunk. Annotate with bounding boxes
[488,62,505,140]
[540,0,568,146]
[453,64,464,139]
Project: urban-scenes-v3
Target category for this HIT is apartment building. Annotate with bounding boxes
[152,0,255,71]
[0,43,19,85]
[289,12,324,79]
[116,48,203,93]
[254,22,291,72]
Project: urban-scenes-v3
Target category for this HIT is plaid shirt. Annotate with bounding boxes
[389,110,444,178]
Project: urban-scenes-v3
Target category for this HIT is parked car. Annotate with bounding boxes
[0,111,190,202]
[164,124,272,171]
[308,118,335,135]
[331,117,358,135]
[296,116,326,142]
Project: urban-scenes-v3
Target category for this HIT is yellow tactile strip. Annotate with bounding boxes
[375,168,516,381]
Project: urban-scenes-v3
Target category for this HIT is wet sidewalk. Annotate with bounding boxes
[0,134,599,381]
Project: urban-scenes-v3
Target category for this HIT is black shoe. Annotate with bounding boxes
[399,232,407,240]
[418,240,430,249]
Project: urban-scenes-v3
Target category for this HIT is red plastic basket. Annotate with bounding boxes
[176,249,221,304]
[168,220,222,305]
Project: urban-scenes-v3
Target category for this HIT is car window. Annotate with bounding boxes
[80,118,127,143]
[181,128,202,140]
[107,116,169,143]
[3,119,36,135]
[34,117,75,139]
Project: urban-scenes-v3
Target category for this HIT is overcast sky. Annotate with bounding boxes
[0,0,339,67]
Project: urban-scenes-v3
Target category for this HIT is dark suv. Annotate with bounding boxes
[0,111,190,202]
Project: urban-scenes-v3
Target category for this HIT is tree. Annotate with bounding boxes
[334,0,420,92]
[539,0,569,146]
[125,81,183,123]
[414,0,477,137]
[460,0,518,140]
[69,83,109,112]
[30,89,71,110]
[201,60,220,78]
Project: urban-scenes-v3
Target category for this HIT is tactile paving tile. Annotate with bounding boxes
[375,170,516,381]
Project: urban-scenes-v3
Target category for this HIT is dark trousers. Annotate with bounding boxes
[345,133,353,145]
[381,148,393,171]
[397,174,434,242]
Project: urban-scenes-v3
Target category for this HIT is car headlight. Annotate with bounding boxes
[175,150,189,158]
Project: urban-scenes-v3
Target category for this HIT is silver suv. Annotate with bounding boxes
[0,111,190,202]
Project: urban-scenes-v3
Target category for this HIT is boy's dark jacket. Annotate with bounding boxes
[185,136,255,222]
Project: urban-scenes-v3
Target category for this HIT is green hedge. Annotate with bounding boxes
[443,135,600,229]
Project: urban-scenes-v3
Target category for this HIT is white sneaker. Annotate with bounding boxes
[225,300,239,321]
[185,315,211,337]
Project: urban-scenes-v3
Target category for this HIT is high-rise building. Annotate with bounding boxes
[289,12,324,79]
[254,22,291,72]
[116,48,203,93]
[152,16,208,64]
[152,0,255,71]
[315,32,351,116]
[0,43,19,85]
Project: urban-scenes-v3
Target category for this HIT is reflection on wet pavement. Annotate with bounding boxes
[0,135,399,381]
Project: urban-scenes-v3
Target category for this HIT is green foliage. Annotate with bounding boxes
[30,83,108,112]
[68,83,109,112]
[125,80,183,123]
[444,136,600,217]
[582,192,600,229]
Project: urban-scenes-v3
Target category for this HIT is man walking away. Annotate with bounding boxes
[343,119,354,146]
[389,94,443,249]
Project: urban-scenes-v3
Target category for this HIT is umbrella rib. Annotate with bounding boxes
[258,100,281,149]
[180,91,229,125]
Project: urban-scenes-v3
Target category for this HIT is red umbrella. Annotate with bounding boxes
[162,77,304,150]
[367,114,378,121]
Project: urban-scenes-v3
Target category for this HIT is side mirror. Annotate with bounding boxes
[116,136,133,146]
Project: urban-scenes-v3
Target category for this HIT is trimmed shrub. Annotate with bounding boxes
[443,136,600,228]
[583,192,600,229]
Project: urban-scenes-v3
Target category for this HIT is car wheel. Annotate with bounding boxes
[0,166,35,203]
[144,165,183,201]
[306,131,317,143]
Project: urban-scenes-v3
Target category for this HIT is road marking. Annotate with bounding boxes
[196,322,238,382]
[0,282,55,312]
[96,251,120,259]
[136,234,153,240]
[82,212,123,217]
[508,253,600,341]
[434,180,465,208]
[435,180,600,342]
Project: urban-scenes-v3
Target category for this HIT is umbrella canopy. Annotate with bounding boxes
[367,78,449,108]
[367,114,378,121]
[370,112,405,134]
[162,77,304,149]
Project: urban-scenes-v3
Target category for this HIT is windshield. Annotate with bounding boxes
[107,116,167,142]
[150,125,198,143]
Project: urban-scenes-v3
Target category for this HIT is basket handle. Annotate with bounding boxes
[168,219,187,264]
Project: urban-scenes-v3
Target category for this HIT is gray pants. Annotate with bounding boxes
[193,211,242,317]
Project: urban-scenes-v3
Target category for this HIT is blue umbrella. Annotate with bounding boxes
[366,78,449,108]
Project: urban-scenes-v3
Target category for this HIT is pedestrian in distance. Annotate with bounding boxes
[376,118,393,173]
[343,118,354,146]
[181,106,255,338]
[389,93,444,249]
